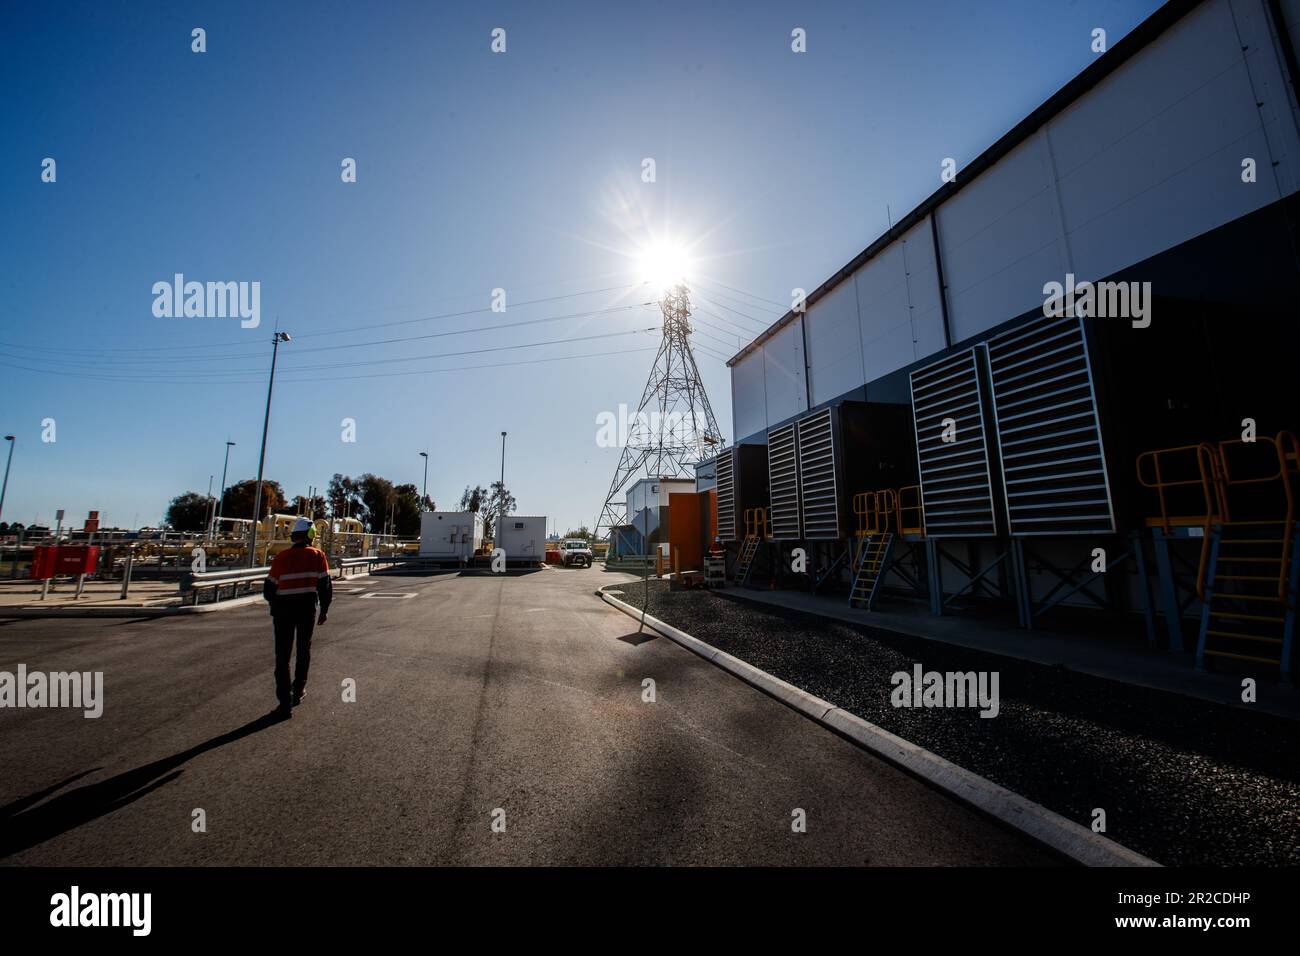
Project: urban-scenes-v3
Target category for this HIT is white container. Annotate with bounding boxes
[419,511,484,563]
[496,515,547,562]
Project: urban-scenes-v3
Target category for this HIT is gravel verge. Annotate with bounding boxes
[608,579,1300,866]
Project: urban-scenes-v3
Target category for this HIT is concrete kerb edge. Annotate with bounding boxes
[0,568,393,619]
[0,593,267,618]
[596,585,1159,868]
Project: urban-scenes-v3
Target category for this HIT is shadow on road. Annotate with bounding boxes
[617,630,659,646]
[0,710,286,859]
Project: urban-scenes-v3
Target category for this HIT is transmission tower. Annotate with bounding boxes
[594,283,724,540]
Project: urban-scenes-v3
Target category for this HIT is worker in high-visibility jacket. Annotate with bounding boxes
[263,517,333,718]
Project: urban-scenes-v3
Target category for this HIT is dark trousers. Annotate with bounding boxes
[273,611,316,704]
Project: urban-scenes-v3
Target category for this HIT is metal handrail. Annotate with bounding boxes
[742,507,770,540]
[897,484,925,537]
[1135,442,1226,599]
[852,490,897,537]
[180,566,271,590]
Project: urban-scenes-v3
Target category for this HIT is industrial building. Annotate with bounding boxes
[708,0,1300,678]
[608,477,695,558]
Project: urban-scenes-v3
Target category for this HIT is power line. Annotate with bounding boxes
[0,344,661,387]
[0,281,651,356]
[691,291,771,327]
[691,305,763,341]
[0,302,654,371]
[0,326,661,380]
[691,276,789,311]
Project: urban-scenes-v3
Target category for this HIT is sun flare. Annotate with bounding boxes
[636,240,691,293]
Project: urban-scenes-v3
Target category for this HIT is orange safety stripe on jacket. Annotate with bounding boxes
[267,546,331,596]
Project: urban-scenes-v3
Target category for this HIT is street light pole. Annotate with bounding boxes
[214,440,235,539]
[249,332,290,567]
[498,431,507,542]
[419,451,429,509]
[0,436,15,525]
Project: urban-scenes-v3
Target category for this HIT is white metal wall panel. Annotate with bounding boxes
[731,350,767,443]
[936,135,1068,343]
[899,218,950,362]
[804,280,865,406]
[1235,0,1300,197]
[762,318,808,427]
[855,240,914,383]
[1052,0,1299,284]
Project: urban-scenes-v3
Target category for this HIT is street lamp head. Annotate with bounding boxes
[3,436,13,442]
[275,332,291,342]
[226,440,236,447]
[419,451,428,458]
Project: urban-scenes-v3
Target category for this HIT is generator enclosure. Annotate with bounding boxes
[794,401,918,540]
[419,511,484,562]
[712,444,770,542]
[496,515,548,562]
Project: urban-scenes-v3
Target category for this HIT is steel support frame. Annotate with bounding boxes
[811,540,849,595]
[1011,534,1142,631]
[924,538,1014,616]
[1148,528,1205,654]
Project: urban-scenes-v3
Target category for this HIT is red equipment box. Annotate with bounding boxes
[30,545,100,580]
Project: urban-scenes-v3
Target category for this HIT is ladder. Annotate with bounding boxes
[734,507,769,588]
[849,533,894,610]
[1196,520,1298,678]
[735,535,761,587]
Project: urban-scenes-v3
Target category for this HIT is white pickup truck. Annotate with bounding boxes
[560,539,594,568]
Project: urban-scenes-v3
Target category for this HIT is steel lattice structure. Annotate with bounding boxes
[594,284,723,541]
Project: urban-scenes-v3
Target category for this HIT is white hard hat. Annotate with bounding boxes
[292,517,315,536]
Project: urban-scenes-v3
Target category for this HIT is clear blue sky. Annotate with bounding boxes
[1,0,1161,533]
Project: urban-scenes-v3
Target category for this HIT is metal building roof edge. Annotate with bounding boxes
[725,0,1206,368]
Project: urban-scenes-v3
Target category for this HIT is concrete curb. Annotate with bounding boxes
[598,586,1159,868]
[0,594,266,619]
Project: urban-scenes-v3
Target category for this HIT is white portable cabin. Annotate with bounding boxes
[419,511,484,563]
[496,515,547,563]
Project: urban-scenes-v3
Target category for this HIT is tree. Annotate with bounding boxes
[562,526,593,541]
[357,474,396,534]
[458,485,488,514]
[220,479,286,521]
[166,491,211,532]
[327,473,364,522]
[483,480,517,540]
[391,483,423,536]
[292,493,327,517]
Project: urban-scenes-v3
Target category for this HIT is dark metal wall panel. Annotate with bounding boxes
[766,423,801,539]
[797,408,841,540]
[714,449,737,542]
[909,348,999,537]
[986,315,1115,536]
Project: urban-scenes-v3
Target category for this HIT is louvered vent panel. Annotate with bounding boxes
[713,450,736,542]
[797,408,840,540]
[987,315,1114,536]
[766,423,801,539]
[909,348,998,537]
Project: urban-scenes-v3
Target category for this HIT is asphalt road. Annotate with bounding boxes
[0,566,1053,865]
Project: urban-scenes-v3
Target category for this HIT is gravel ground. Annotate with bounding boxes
[608,580,1300,866]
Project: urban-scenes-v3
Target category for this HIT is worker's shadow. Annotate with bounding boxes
[0,710,284,859]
